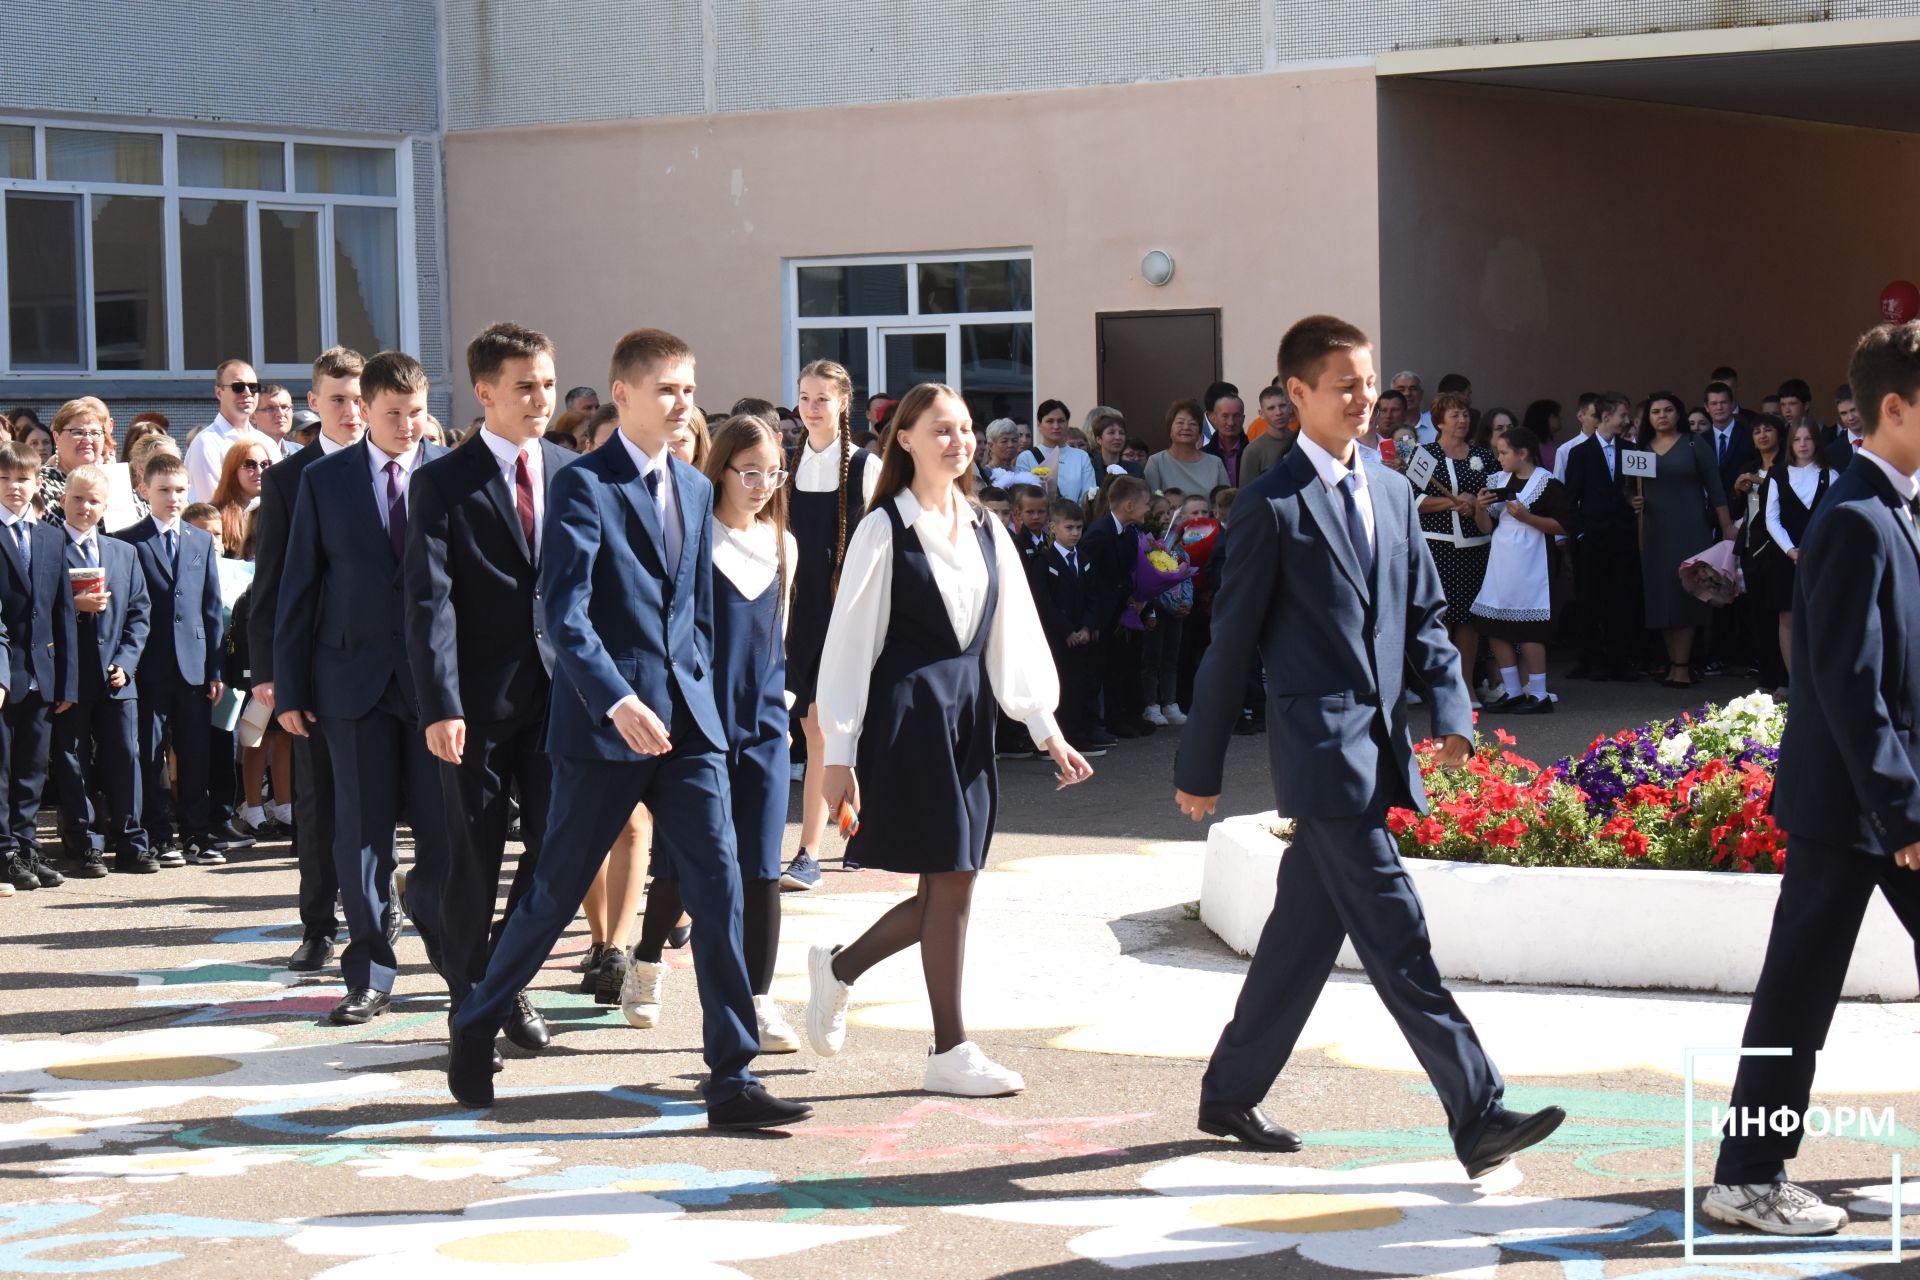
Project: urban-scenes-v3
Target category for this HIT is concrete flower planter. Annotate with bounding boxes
[1201,811,1918,1001]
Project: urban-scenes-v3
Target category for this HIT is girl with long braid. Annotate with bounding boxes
[783,360,882,887]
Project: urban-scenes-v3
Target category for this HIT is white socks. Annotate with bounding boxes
[1527,672,1549,700]
[1500,666,1524,699]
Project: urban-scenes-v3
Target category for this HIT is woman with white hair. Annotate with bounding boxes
[976,418,1023,486]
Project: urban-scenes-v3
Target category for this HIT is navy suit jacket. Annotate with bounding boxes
[1175,444,1473,818]
[65,535,148,701]
[1563,433,1640,539]
[1034,545,1097,648]
[273,438,448,720]
[247,437,329,686]
[0,517,76,703]
[1707,423,1759,498]
[1078,515,1141,632]
[1772,454,1920,855]
[1822,428,1861,475]
[405,434,574,726]
[539,434,726,761]
[112,517,218,688]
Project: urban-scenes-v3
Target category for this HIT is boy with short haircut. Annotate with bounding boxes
[1008,484,1049,558]
[117,454,225,869]
[1034,498,1102,755]
[182,503,223,546]
[50,464,152,876]
[1081,474,1154,738]
[0,443,76,892]
[976,486,1010,526]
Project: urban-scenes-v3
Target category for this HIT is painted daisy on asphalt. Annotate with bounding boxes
[348,1144,560,1182]
[948,1157,1650,1276]
[508,1161,777,1204]
[0,1113,178,1151]
[0,1027,415,1115]
[45,1143,298,1183]
[283,1188,896,1278]
[1847,1180,1920,1217]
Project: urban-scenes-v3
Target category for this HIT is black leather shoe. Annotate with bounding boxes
[204,821,257,850]
[492,1049,504,1072]
[286,935,336,972]
[667,924,692,950]
[592,947,630,1004]
[115,853,160,875]
[1510,694,1555,715]
[1462,1105,1566,1179]
[502,992,551,1052]
[328,988,392,1026]
[447,1031,496,1108]
[707,1083,815,1131]
[1198,1104,1303,1151]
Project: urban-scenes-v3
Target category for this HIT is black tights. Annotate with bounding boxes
[635,876,781,995]
[829,871,978,1054]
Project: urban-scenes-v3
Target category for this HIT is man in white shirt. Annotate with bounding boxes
[185,359,270,502]
[1392,370,1434,443]
[1827,383,1867,471]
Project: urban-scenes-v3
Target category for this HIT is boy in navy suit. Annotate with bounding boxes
[117,454,224,870]
[1705,322,1920,1236]
[1175,315,1563,1176]
[446,328,811,1133]
[1082,475,1154,738]
[51,464,152,877]
[0,441,74,892]
[1035,498,1102,755]
[275,350,450,1028]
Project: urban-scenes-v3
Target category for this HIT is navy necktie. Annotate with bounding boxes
[1338,472,1372,580]
[82,536,96,568]
[12,520,27,573]
[162,527,176,568]
[644,469,661,504]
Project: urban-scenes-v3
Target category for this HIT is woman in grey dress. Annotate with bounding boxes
[1628,391,1735,688]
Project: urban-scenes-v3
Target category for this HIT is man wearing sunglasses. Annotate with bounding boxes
[185,359,271,504]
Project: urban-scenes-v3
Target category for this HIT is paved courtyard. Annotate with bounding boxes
[3,675,1917,1278]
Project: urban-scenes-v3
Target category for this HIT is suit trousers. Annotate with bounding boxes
[50,689,145,857]
[453,738,759,1104]
[137,673,211,843]
[1101,627,1147,729]
[293,726,340,940]
[1199,763,1505,1158]
[319,679,450,994]
[435,706,550,1010]
[1714,835,1920,1184]
[1575,531,1640,674]
[0,692,54,854]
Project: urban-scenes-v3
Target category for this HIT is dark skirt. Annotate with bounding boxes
[1427,540,1492,630]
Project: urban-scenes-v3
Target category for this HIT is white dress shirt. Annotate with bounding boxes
[318,431,349,456]
[1764,464,1843,553]
[1295,431,1375,558]
[366,440,423,535]
[478,427,547,557]
[795,435,882,503]
[816,492,1061,768]
[1859,448,1920,532]
[184,414,271,505]
[712,518,799,628]
[1551,428,1595,481]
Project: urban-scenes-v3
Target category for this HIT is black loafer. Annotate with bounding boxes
[707,1083,814,1131]
[328,988,392,1026]
[667,924,692,949]
[1462,1105,1566,1179]
[492,1049,504,1072]
[502,992,551,1052]
[1197,1104,1303,1151]
[447,1031,497,1108]
[382,903,403,946]
[286,935,336,972]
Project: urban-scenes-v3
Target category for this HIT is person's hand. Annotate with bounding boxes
[73,589,109,614]
[107,664,127,689]
[611,698,671,757]
[207,680,225,703]
[53,700,73,715]
[1175,789,1218,821]
[1788,547,1800,563]
[822,764,861,817]
[1629,494,1646,514]
[1895,841,1920,871]
[277,709,315,738]
[1506,500,1530,519]
[1043,737,1093,790]
[425,717,466,766]
[1433,734,1472,767]
[252,680,275,711]
[1734,474,1756,494]
[1474,489,1496,510]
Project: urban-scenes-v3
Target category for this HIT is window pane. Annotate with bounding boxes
[180,135,285,191]
[45,128,161,184]
[883,332,947,399]
[260,209,321,366]
[797,327,873,428]
[796,264,907,318]
[334,205,398,354]
[919,260,1033,315]
[180,198,251,370]
[0,125,30,179]
[294,144,395,196]
[6,194,82,367]
[92,195,166,370]
[958,323,1034,430]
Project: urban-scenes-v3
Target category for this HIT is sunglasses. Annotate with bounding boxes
[239,459,268,472]
[222,381,262,395]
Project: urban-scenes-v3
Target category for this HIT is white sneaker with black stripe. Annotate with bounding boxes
[1702,1182,1848,1235]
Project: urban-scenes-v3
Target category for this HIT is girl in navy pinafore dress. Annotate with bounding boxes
[785,359,881,887]
[803,383,1093,1098]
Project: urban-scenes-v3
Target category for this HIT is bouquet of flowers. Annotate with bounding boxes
[1177,515,1222,569]
[1679,538,1743,605]
[1120,539,1196,631]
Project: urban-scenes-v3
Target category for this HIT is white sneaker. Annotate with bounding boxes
[806,944,851,1056]
[620,959,665,1029]
[923,1041,1025,1097]
[1161,703,1187,726]
[1142,704,1169,727]
[1702,1182,1848,1236]
[754,995,801,1054]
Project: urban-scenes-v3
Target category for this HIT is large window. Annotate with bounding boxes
[787,252,1035,431]
[0,120,409,378]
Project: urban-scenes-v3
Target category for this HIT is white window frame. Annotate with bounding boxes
[783,249,1036,415]
[0,116,412,382]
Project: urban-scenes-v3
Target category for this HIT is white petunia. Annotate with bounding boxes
[0,1113,178,1151]
[46,1143,297,1183]
[348,1145,560,1182]
[1656,733,1693,767]
[949,1157,1648,1277]
[283,1188,896,1278]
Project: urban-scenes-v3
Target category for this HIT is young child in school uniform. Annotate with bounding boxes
[1033,498,1104,757]
[50,463,152,877]
[628,415,802,1050]
[1080,475,1154,738]
[0,441,77,892]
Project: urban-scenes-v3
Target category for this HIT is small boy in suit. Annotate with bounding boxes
[1082,475,1153,738]
[51,464,152,876]
[0,441,76,892]
[116,453,225,868]
[1034,499,1103,756]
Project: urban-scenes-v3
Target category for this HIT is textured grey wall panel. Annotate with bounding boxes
[444,0,706,129]
[2,1,439,133]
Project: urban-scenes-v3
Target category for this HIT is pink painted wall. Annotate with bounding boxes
[443,68,1380,423]
[1379,80,1920,423]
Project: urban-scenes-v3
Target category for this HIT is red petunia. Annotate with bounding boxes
[1386,808,1414,835]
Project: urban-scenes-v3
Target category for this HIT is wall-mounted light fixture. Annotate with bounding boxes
[1141,250,1175,287]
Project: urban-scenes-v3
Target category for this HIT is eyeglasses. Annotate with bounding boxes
[63,430,105,442]
[239,459,267,472]
[222,381,262,395]
[728,466,788,490]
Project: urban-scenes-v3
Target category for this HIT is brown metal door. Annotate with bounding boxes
[1095,310,1222,450]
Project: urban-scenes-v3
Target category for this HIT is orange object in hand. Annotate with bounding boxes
[836,800,860,840]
